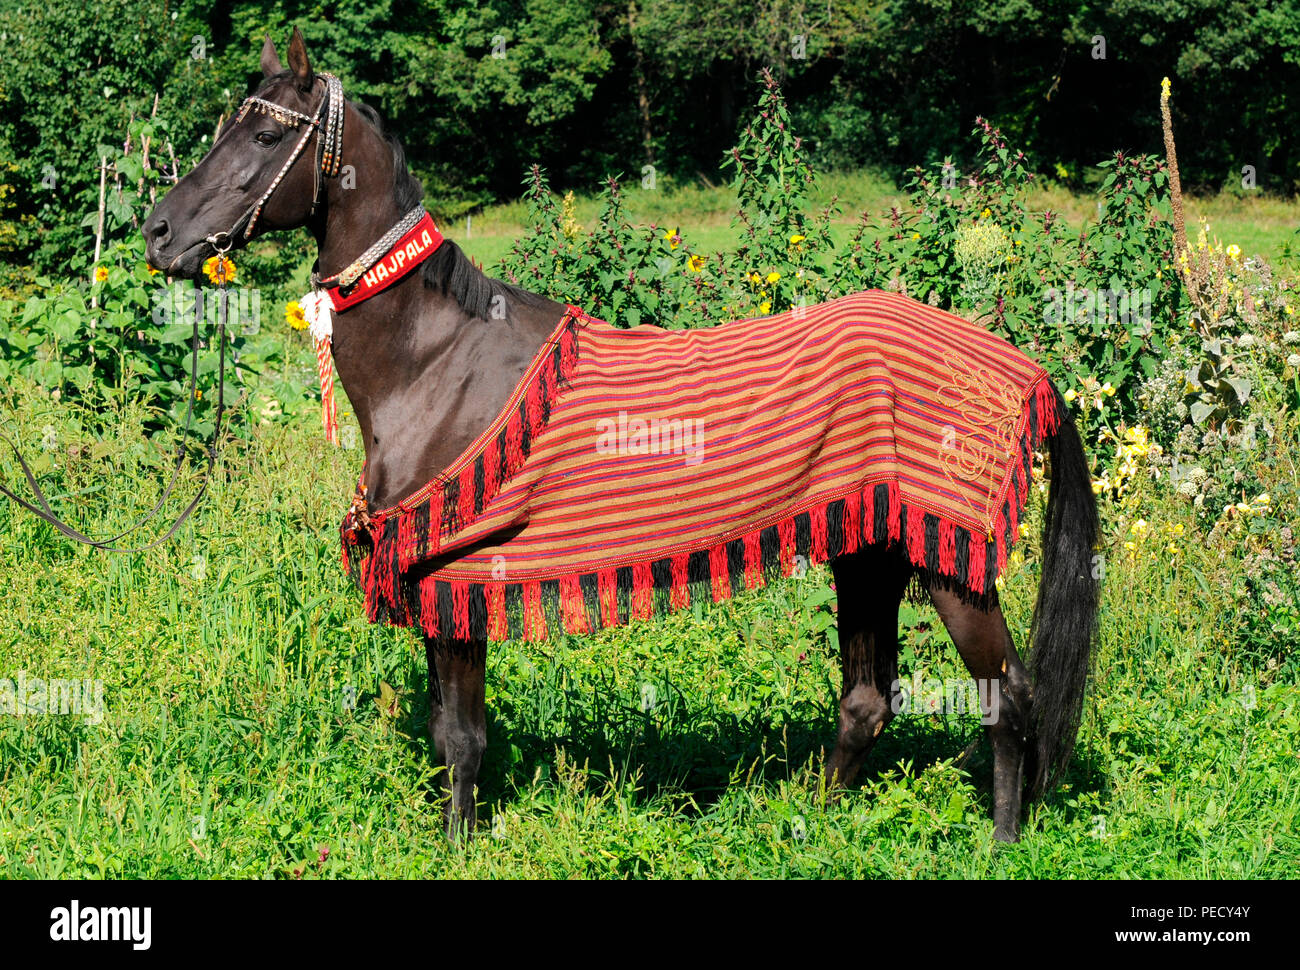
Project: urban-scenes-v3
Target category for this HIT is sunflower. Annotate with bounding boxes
[202,255,237,285]
[93,266,109,283]
[285,300,308,331]
[687,254,705,273]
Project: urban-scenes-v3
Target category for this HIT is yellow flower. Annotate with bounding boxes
[911,232,920,241]
[1102,382,1115,397]
[980,208,991,219]
[1124,541,1136,552]
[759,301,772,314]
[1161,76,1171,101]
[766,271,780,284]
[687,254,705,273]
[202,255,236,285]
[1064,388,1077,403]
[663,227,680,250]
[1226,244,1241,260]
[285,300,308,330]
[93,266,109,283]
[748,272,763,286]
[789,234,805,245]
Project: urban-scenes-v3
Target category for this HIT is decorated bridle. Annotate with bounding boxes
[205,72,345,253]
[216,73,446,446]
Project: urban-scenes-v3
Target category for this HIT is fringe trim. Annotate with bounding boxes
[343,363,1064,643]
[342,308,583,581]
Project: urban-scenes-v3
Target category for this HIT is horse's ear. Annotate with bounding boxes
[260,36,283,78]
[287,26,314,92]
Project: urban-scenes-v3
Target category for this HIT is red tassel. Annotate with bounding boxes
[525,379,544,437]
[560,324,579,378]
[843,491,861,554]
[779,518,795,576]
[483,438,500,500]
[669,554,689,610]
[743,531,762,589]
[397,509,417,567]
[597,568,619,628]
[427,491,444,555]
[505,407,525,473]
[523,581,547,641]
[709,543,730,602]
[458,464,476,525]
[906,506,927,568]
[996,519,1008,577]
[1008,488,1020,544]
[811,506,828,563]
[486,582,507,640]
[632,562,654,619]
[862,484,876,546]
[560,574,590,634]
[887,482,902,542]
[968,532,987,594]
[451,581,471,640]
[1035,378,1058,440]
[939,519,957,576]
[372,521,397,610]
[419,576,440,638]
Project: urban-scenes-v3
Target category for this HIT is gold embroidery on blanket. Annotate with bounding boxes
[935,350,1021,535]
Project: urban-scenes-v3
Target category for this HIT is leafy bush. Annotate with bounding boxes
[0,115,309,437]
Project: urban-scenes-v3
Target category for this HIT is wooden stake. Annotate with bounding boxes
[91,155,108,308]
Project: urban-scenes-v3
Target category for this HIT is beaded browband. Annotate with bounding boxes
[205,72,345,251]
[207,72,440,307]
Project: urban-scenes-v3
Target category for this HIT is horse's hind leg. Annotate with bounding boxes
[926,585,1032,842]
[425,638,487,839]
[824,549,911,790]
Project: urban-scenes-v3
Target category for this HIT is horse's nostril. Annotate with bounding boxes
[147,216,171,245]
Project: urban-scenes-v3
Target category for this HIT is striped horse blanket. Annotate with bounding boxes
[342,290,1061,642]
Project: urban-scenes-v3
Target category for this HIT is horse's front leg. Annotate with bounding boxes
[425,638,487,839]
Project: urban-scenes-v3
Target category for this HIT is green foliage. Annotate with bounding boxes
[0,114,309,435]
[500,79,839,331]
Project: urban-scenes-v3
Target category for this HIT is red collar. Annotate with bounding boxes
[320,211,444,312]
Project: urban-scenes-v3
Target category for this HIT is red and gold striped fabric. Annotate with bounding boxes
[342,290,1062,642]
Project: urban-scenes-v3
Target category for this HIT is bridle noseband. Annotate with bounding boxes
[207,72,346,249]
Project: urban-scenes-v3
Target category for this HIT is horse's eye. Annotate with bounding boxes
[255,131,280,146]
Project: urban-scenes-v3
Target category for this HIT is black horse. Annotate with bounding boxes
[143,28,1099,843]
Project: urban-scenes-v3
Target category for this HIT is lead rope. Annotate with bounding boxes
[0,265,228,552]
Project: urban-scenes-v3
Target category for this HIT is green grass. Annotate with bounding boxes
[0,373,1296,878]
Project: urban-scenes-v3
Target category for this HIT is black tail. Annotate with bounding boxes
[1026,389,1100,800]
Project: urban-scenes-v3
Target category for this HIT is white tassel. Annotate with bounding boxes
[303,289,333,345]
